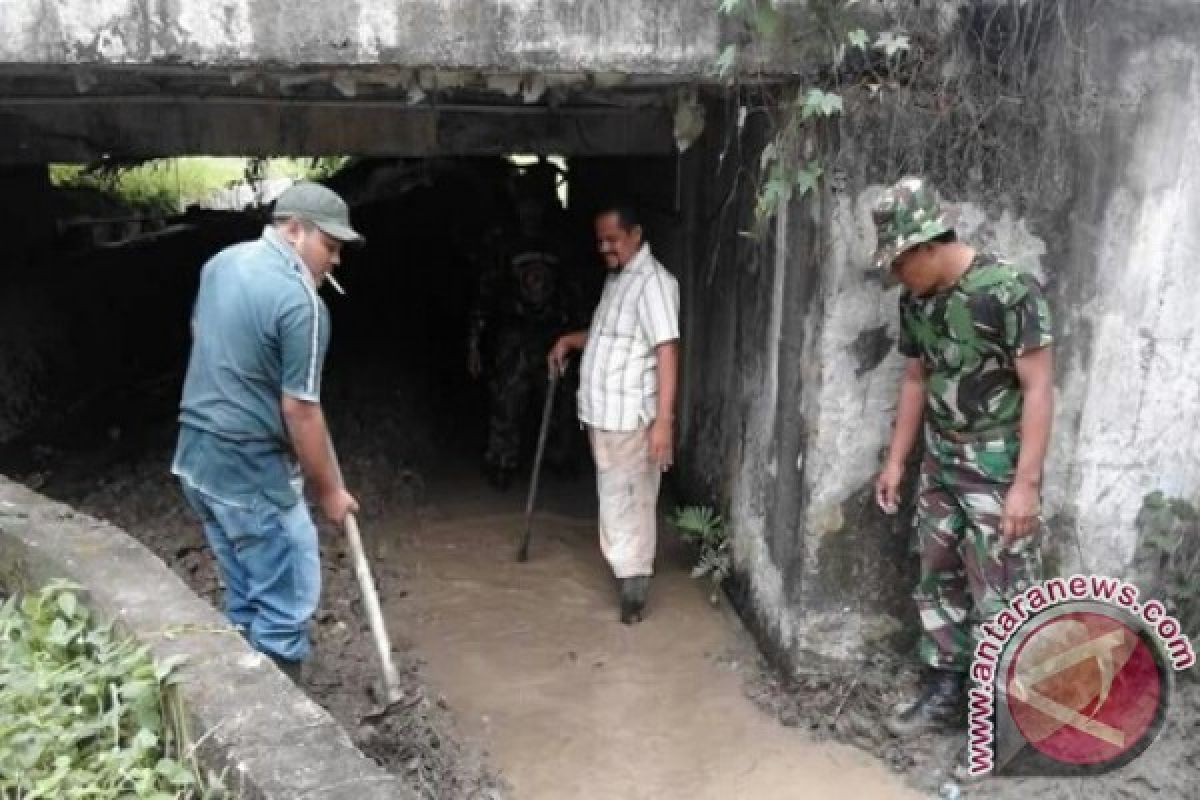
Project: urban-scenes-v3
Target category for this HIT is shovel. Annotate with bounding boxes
[343,511,411,722]
[516,368,560,562]
[324,431,410,722]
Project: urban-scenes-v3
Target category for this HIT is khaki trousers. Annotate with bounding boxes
[588,426,661,578]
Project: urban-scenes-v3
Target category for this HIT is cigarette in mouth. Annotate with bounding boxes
[325,274,346,295]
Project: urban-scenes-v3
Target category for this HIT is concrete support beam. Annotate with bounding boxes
[0,99,673,162]
[0,0,718,76]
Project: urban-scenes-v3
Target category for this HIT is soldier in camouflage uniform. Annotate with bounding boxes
[467,177,581,490]
[871,177,1055,737]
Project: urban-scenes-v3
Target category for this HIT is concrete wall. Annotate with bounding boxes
[3,0,1194,673]
[0,0,717,73]
[674,0,1200,666]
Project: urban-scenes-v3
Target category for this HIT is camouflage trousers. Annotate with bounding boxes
[484,330,573,473]
[913,427,1042,671]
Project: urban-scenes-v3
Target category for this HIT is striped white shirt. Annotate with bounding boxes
[578,244,680,431]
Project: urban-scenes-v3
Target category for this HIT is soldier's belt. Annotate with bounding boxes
[928,424,1019,444]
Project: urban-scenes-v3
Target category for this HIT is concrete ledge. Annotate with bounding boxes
[0,476,414,800]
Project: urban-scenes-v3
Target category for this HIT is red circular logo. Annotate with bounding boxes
[1005,610,1164,766]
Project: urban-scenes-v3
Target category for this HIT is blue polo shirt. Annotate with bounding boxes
[172,227,331,508]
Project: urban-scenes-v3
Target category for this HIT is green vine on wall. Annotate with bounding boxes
[711,0,1095,242]
[714,0,910,232]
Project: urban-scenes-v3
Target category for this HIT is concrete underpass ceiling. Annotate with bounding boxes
[0,65,683,162]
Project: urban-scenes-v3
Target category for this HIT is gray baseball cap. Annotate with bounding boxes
[272,182,365,245]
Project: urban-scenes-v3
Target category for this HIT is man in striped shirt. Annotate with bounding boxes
[548,205,680,624]
[172,183,361,680]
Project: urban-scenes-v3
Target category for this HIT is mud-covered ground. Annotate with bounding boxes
[30,404,1198,800]
[7,362,1196,800]
[18,369,508,800]
[744,651,1199,799]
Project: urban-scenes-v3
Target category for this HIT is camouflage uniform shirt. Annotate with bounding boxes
[897,253,1053,434]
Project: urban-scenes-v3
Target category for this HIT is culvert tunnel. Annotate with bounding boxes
[0,72,702,494]
[0,61,928,799]
[0,69,730,794]
[2,73,913,800]
[0,155,694,477]
[0,48,951,800]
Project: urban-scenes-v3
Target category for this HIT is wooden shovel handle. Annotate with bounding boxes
[344,512,404,703]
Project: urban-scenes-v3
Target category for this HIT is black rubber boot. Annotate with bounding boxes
[619,576,650,625]
[618,579,637,624]
[885,669,966,737]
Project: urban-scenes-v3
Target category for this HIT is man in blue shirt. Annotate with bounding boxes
[172,182,362,679]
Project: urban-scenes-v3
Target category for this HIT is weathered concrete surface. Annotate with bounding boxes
[1049,28,1200,578]
[673,0,1200,666]
[0,477,414,800]
[0,0,718,73]
[0,0,714,160]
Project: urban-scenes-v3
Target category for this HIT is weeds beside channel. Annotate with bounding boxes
[0,581,227,798]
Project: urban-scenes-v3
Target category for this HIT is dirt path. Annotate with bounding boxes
[379,480,924,800]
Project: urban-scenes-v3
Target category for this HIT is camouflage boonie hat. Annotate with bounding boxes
[872,176,955,279]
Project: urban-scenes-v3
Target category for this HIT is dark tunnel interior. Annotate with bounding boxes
[0,154,683,492]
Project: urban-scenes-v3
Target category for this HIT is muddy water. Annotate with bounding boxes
[383,495,924,800]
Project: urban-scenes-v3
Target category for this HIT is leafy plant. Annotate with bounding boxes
[0,581,228,798]
[671,505,732,605]
[712,0,921,234]
[714,1,883,232]
[1136,491,1200,671]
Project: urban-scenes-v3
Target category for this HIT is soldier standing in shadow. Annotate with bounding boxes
[467,160,584,490]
